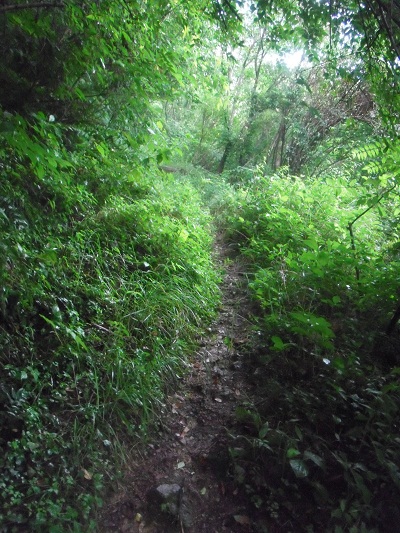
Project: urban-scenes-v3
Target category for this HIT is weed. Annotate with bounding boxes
[226,170,400,531]
[0,158,220,530]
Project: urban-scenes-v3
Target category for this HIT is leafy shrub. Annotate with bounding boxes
[227,170,399,352]
[175,165,242,223]
[231,357,400,532]
[225,169,400,531]
[0,144,220,530]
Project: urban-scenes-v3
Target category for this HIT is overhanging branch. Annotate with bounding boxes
[347,184,397,282]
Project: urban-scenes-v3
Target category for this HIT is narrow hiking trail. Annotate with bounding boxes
[100,239,259,532]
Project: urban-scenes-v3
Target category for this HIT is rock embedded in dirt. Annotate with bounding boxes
[146,483,194,531]
[147,483,182,517]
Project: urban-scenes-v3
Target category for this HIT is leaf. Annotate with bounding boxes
[179,228,189,242]
[289,459,309,478]
[37,249,58,265]
[233,515,251,525]
[65,327,89,351]
[39,314,58,330]
[259,423,269,439]
[35,163,46,180]
[304,238,318,250]
[294,426,303,441]
[83,469,92,480]
[271,335,286,350]
[296,76,312,94]
[96,144,106,157]
[177,461,185,469]
[287,447,301,458]
[304,450,324,468]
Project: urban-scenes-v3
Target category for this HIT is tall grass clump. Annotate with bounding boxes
[174,164,250,231]
[0,148,220,531]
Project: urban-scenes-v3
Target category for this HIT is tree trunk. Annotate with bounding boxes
[386,301,400,336]
[270,119,286,170]
[217,140,232,174]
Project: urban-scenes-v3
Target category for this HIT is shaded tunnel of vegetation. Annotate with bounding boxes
[0,0,399,531]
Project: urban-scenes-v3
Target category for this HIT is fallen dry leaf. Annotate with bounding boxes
[171,403,180,414]
[234,514,251,525]
[83,469,92,480]
[181,426,190,436]
[174,393,185,402]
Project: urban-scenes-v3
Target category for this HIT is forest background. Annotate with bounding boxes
[0,0,399,531]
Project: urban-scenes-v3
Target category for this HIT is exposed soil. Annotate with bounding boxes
[99,240,260,532]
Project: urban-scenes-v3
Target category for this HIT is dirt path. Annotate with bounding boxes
[100,240,256,532]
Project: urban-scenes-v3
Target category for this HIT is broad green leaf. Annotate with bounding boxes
[289,459,309,478]
[303,238,318,251]
[287,447,301,458]
[259,423,269,439]
[304,450,324,468]
[271,335,286,350]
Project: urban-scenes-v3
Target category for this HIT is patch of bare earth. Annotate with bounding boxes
[99,240,258,532]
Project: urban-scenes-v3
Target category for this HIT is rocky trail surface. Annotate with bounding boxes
[100,242,259,532]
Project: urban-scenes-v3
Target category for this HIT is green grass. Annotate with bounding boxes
[0,165,220,531]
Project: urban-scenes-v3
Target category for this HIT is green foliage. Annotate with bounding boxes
[231,361,400,531]
[225,169,400,530]
[0,0,221,120]
[1,0,399,530]
[0,1,235,528]
[227,169,400,348]
[251,0,400,68]
[0,147,220,530]
[175,165,242,225]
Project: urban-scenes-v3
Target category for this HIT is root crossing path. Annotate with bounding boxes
[100,241,257,532]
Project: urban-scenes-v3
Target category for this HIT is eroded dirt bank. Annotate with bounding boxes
[99,241,258,532]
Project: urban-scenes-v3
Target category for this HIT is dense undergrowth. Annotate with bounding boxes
[0,122,220,530]
[220,168,400,532]
[1,0,399,531]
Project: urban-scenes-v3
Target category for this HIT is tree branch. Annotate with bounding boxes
[0,2,64,13]
[366,0,400,59]
[347,184,397,282]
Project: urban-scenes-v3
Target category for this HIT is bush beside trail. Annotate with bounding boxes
[0,164,220,531]
[222,170,400,532]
